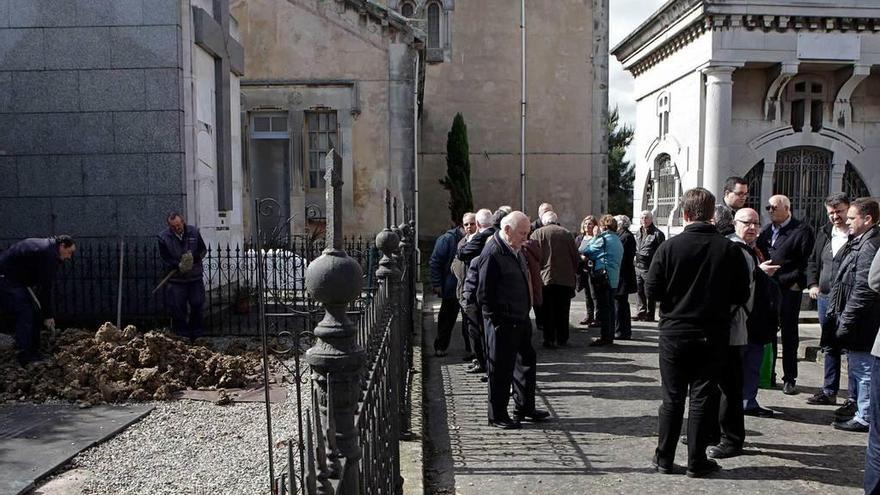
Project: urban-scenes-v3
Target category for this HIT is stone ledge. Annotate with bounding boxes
[401,291,424,495]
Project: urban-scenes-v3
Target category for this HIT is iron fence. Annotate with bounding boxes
[3,236,377,336]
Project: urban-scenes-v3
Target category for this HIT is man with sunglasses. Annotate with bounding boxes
[756,195,816,395]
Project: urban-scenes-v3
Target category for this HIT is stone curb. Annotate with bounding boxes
[401,291,424,495]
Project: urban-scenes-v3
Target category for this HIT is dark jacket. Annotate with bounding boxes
[714,203,736,236]
[476,232,532,324]
[157,225,207,283]
[645,222,750,337]
[529,224,578,289]
[458,227,497,264]
[522,239,544,306]
[756,216,815,291]
[0,237,63,318]
[429,227,463,299]
[616,230,637,296]
[827,226,880,352]
[636,224,665,270]
[529,218,544,234]
[806,224,847,296]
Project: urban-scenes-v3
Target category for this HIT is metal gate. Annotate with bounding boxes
[773,147,832,234]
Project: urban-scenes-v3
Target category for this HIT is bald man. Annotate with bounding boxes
[477,211,549,429]
[756,195,815,395]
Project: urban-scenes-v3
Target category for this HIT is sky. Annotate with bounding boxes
[610,0,669,137]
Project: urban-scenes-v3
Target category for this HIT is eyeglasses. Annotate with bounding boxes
[463,222,476,226]
[730,191,748,197]
[735,219,761,228]
[765,205,778,212]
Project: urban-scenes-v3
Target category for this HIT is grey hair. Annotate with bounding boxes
[500,210,528,231]
[614,215,631,231]
[640,210,653,219]
[541,211,558,225]
[475,208,494,227]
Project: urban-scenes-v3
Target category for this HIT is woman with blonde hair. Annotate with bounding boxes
[575,216,599,327]
[579,214,624,346]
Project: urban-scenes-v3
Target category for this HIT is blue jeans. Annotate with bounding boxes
[817,295,842,396]
[864,356,880,493]
[848,351,873,425]
[741,343,765,410]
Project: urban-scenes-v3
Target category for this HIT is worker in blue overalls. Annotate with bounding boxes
[157,213,207,341]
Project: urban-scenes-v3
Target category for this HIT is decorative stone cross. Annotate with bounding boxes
[324,149,343,250]
[192,0,244,211]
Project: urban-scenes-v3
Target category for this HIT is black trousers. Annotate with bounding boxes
[636,268,655,318]
[434,297,460,352]
[775,289,802,383]
[542,284,573,345]
[485,318,537,421]
[460,308,472,353]
[707,345,745,449]
[582,276,597,320]
[656,334,724,469]
[0,277,41,362]
[463,305,486,368]
[615,293,632,339]
[534,303,547,331]
[595,284,615,342]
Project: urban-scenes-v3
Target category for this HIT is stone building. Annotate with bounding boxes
[230,0,424,238]
[0,0,244,246]
[400,0,606,235]
[613,0,880,234]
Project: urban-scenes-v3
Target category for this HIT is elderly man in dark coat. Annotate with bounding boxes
[477,211,549,429]
[0,235,76,365]
[615,215,638,340]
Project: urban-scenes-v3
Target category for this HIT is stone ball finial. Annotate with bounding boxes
[375,228,400,255]
[305,250,363,305]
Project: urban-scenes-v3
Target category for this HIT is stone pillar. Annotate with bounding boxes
[305,154,365,492]
[702,66,736,198]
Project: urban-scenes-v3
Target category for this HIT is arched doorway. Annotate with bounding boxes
[774,147,832,234]
[844,162,871,200]
[654,154,682,226]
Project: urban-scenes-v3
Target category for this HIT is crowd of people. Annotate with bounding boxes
[428,178,880,489]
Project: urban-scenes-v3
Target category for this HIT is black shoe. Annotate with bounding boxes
[652,456,686,475]
[579,317,593,325]
[782,381,798,395]
[587,320,602,328]
[707,444,743,459]
[832,418,869,432]
[835,399,858,420]
[480,375,488,383]
[434,349,447,357]
[466,364,486,374]
[588,339,612,347]
[806,392,837,405]
[513,408,550,422]
[542,341,557,349]
[488,418,522,430]
[614,332,631,340]
[686,459,720,478]
[743,406,775,418]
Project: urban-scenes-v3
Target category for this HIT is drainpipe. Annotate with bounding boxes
[520,0,527,212]
[413,50,421,274]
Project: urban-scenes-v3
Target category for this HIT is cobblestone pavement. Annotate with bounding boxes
[423,295,866,494]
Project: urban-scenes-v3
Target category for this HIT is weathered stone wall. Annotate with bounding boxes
[0,0,186,243]
[418,0,595,235]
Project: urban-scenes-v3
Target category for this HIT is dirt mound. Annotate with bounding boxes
[1,324,266,405]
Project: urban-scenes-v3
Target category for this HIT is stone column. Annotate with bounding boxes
[305,154,365,492]
[702,66,736,198]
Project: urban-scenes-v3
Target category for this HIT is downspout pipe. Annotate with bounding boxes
[520,0,527,212]
[413,50,421,275]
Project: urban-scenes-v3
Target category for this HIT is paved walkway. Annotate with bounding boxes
[423,295,866,494]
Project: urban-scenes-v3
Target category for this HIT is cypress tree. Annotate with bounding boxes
[440,113,474,225]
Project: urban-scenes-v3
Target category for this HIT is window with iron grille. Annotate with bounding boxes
[653,155,681,226]
[844,162,871,200]
[400,1,415,18]
[773,147,831,234]
[305,110,339,189]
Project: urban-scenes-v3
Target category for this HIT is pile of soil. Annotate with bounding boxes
[1,324,266,405]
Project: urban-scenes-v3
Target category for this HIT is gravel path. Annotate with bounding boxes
[35,365,307,495]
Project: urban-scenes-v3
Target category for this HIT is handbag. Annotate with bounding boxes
[588,235,610,288]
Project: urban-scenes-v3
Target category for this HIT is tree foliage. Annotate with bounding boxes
[440,113,474,225]
[608,107,635,215]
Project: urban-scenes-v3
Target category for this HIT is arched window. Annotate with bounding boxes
[400,1,415,18]
[427,2,441,50]
[788,78,826,133]
[653,154,682,226]
[774,147,832,233]
[642,171,654,213]
[844,162,871,200]
[657,92,670,139]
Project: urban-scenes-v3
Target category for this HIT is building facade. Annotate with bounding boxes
[613,0,880,234]
[231,0,424,238]
[383,0,604,237]
[0,0,245,246]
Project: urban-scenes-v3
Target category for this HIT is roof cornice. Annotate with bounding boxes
[611,0,703,61]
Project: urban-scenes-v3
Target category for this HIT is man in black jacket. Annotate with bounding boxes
[477,211,549,429]
[615,215,637,339]
[0,235,76,365]
[158,213,208,341]
[756,194,815,395]
[805,193,851,406]
[827,199,880,432]
[458,209,498,375]
[635,211,665,321]
[646,188,749,477]
[714,176,749,237]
